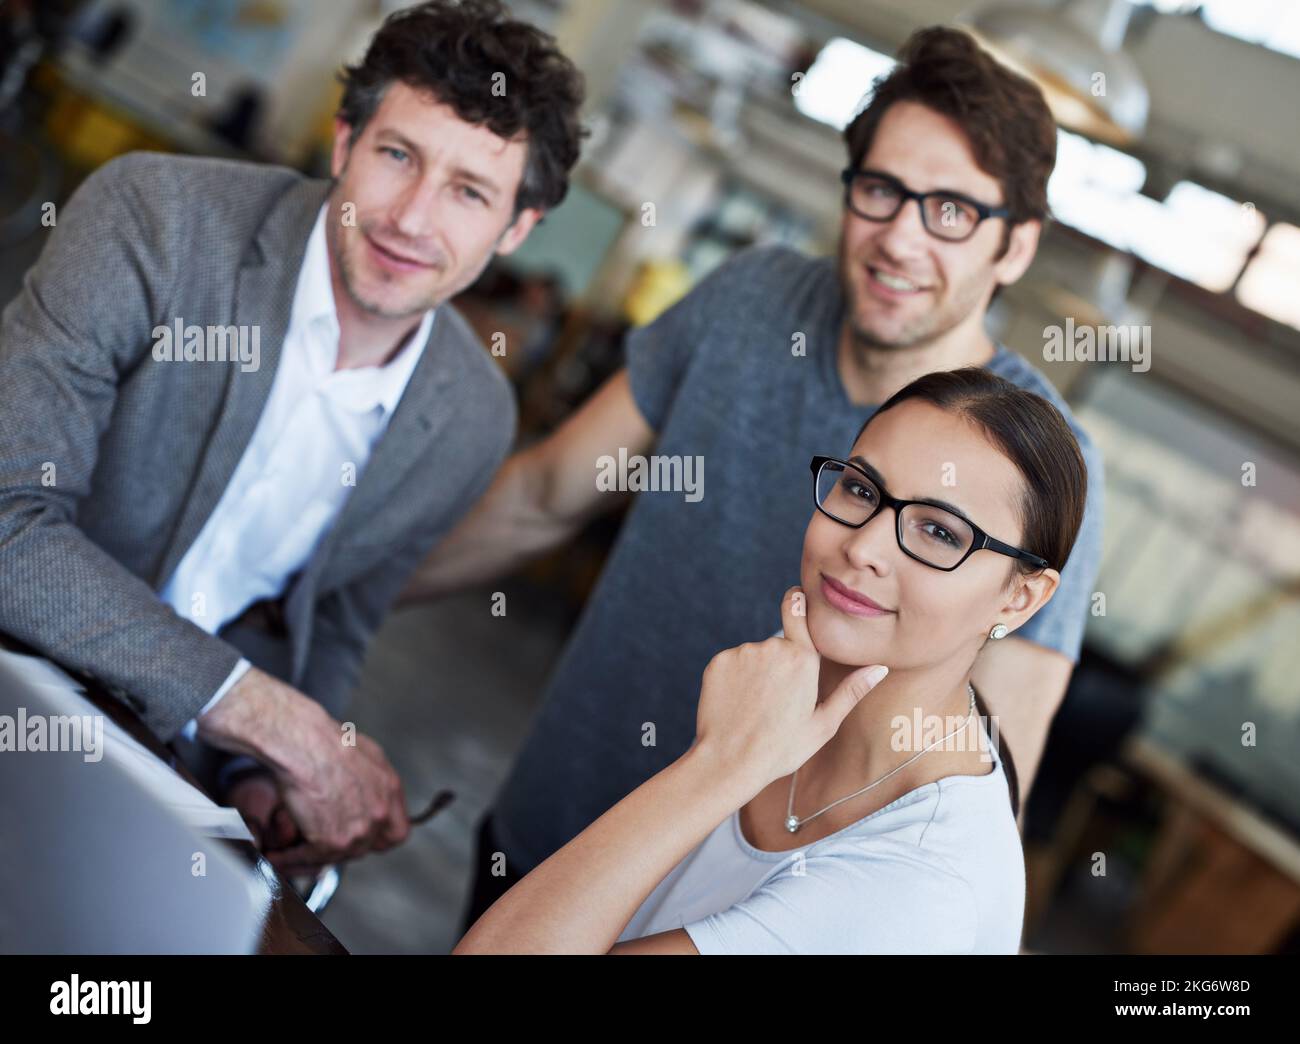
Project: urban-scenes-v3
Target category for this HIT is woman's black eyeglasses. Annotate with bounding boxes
[810,456,1049,572]
[840,168,1010,243]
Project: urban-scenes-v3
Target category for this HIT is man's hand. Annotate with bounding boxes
[197,667,410,871]
[224,772,296,851]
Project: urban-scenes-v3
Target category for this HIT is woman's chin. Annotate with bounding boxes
[806,610,891,668]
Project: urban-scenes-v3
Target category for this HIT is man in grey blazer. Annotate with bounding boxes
[0,0,584,871]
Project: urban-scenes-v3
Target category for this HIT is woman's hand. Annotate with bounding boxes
[691,587,889,792]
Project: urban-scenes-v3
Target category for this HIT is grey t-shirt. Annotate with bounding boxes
[493,244,1105,875]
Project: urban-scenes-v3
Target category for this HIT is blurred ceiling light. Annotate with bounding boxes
[1048,131,1267,294]
[965,0,1149,145]
[1128,181,1267,292]
[1133,0,1300,60]
[792,37,895,130]
[1235,223,1300,330]
[1048,127,1147,247]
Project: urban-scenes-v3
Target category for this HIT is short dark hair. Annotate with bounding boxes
[857,366,1087,576]
[843,26,1057,254]
[337,0,587,213]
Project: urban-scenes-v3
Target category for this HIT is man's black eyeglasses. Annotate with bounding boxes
[810,456,1049,572]
[840,168,1010,243]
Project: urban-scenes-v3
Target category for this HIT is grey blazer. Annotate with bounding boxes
[0,152,517,740]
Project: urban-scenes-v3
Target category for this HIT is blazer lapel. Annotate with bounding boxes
[309,310,461,594]
[155,178,330,588]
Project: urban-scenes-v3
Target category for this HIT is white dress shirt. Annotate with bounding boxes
[164,205,433,737]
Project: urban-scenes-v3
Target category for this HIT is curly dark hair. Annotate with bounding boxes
[337,0,586,213]
[844,26,1057,255]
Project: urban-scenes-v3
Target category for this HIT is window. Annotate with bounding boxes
[1049,130,1266,293]
[1134,0,1300,60]
[1128,182,1266,292]
[793,37,895,130]
[1047,128,1148,250]
[1235,223,1300,330]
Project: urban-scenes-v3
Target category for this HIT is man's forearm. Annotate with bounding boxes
[398,449,580,603]
[0,510,244,739]
[970,635,1074,812]
[0,152,240,739]
[400,369,655,605]
[196,665,333,781]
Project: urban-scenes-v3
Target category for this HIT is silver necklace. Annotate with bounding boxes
[784,682,977,833]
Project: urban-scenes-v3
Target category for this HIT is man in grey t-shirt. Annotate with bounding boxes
[402,27,1105,931]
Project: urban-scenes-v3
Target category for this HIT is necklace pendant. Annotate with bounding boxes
[785,815,800,833]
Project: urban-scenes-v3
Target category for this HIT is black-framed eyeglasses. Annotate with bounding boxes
[839,168,1010,243]
[810,456,1049,572]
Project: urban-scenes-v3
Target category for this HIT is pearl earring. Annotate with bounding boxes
[989,623,1008,640]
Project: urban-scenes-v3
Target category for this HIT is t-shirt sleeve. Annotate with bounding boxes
[623,245,777,432]
[1014,430,1106,663]
[682,842,979,955]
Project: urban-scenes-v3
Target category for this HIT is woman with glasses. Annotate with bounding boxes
[455,367,1088,954]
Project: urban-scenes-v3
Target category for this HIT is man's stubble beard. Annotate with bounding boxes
[335,222,445,321]
[334,219,506,322]
[837,237,992,355]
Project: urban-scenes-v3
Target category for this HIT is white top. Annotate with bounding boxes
[618,716,1025,954]
[163,204,433,730]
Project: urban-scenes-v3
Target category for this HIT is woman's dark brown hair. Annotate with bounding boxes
[843,25,1057,256]
[337,0,586,214]
[857,366,1090,818]
[860,366,1087,574]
